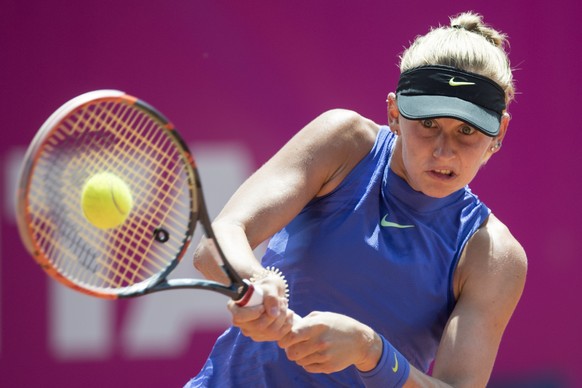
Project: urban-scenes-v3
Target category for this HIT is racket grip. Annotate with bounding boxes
[236,280,302,324]
[236,279,264,307]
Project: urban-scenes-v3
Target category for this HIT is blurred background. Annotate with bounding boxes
[1,1,580,387]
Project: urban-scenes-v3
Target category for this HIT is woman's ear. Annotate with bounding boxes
[483,112,511,166]
[386,93,399,127]
[489,112,510,153]
[499,112,510,139]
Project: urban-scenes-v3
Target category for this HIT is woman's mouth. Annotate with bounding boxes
[429,169,455,179]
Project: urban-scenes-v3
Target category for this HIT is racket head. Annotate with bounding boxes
[16,90,199,299]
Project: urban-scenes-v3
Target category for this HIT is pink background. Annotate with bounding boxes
[1,1,580,387]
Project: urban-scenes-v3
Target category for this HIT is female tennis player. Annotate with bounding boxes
[186,11,527,387]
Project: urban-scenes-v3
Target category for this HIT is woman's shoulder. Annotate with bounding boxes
[307,109,382,196]
[311,109,380,140]
[474,214,527,266]
[454,214,527,300]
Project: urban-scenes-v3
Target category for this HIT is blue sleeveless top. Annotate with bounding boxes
[187,127,490,387]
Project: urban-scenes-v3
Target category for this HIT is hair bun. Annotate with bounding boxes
[450,11,507,48]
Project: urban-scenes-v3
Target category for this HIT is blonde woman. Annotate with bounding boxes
[187,11,527,388]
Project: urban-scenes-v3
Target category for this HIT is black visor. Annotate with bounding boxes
[396,65,506,136]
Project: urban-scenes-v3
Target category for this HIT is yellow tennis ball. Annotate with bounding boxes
[81,172,133,229]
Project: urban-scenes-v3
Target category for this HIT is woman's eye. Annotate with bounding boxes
[460,125,476,135]
[421,119,435,128]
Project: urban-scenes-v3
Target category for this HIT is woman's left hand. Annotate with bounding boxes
[277,311,382,374]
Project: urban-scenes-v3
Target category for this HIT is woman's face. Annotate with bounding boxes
[387,95,507,198]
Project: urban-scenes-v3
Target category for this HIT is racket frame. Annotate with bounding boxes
[16,90,250,301]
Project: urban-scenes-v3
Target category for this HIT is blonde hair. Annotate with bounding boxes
[399,12,515,106]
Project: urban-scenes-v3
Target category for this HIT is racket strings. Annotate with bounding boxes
[38,102,133,287]
[28,97,195,294]
[29,104,120,286]
[86,102,192,287]
[80,101,167,286]
[77,100,191,288]
[29,166,115,287]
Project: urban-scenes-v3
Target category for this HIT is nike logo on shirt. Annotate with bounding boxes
[392,353,399,373]
[380,214,415,229]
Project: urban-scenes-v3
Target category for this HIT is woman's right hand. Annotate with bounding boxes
[227,274,294,342]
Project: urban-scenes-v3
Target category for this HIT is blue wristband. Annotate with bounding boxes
[358,335,410,388]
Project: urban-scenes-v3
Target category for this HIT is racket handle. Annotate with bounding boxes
[236,279,264,307]
[237,280,302,323]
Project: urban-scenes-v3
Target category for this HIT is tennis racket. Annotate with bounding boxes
[16,89,269,307]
